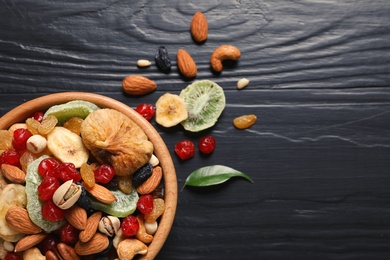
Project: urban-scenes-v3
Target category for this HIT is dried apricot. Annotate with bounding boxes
[64,117,83,135]
[233,114,257,129]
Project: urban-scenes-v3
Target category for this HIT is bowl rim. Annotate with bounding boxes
[0,92,177,259]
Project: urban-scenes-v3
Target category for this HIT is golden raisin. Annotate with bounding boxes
[38,115,58,135]
[144,198,165,223]
[25,118,40,135]
[64,117,84,135]
[20,151,39,172]
[0,130,13,150]
[233,114,257,129]
[117,175,133,194]
[80,163,96,188]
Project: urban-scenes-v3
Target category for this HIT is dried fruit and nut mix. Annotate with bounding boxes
[0,100,165,259]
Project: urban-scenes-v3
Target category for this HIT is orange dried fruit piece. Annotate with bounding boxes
[233,114,257,129]
[38,115,58,135]
[0,130,13,150]
[80,163,95,188]
[63,117,83,135]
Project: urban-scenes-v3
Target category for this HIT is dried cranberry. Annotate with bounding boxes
[135,103,155,121]
[198,135,216,154]
[31,111,44,123]
[0,150,20,167]
[12,128,33,151]
[137,194,154,215]
[38,176,60,201]
[41,200,65,222]
[38,158,60,178]
[94,164,115,184]
[58,223,79,245]
[40,234,59,255]
[174,140,195,160]
[121,215,139,237]
[55,163,81,183]
[4,253,21,260]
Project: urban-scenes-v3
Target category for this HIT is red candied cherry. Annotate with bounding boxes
[198,135,216,154]
[135,103,155,121]
[58,222,79,245]
[0,150,20,167]
[41,200,65,222]
[38,176,60,201]
[55,163,81,183]
[31,111,44,123]
[4,253,21,260]
[38,158,60,178]
[121,215,139,237]
[94,164,115,184]
[137,194,154,215]
[12,128,33,151]
[174,140,195,160]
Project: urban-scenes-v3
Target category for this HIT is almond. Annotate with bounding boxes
[177,49,197,78]
[1,164,26,184]
[137,166,163,195]
[122,75,157,96]
[83,182,116,204]
[5,206,42,234]
[75,232,109,256]
[79,211,102,243]
[14,233,47,252]
[65,205,87,230]
[190,11,208,43]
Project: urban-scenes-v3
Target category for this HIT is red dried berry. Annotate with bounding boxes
[55,163,81,183]
[0,150,20,167]
[39,234,59,255]
[58,222,79,245]
[38,176,60,201]
[135,103,155,121]
[94,164,115,184]
[12,128,33,151]
[121,215,139,237]
[41,200,65,222]
[137,194,154,215]
[174,140,195,160]
[32,111,44,123]
[198,135,216,154]
[4,253,21,260]
[38,158,60,178]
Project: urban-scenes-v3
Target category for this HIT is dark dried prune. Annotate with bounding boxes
[155,46,171,72]
[132,163,153,187]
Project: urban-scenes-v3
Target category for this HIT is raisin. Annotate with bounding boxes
[155,46,171,72]
[80,163,95,188]
[132,163,153,187]
[39,115,58,135]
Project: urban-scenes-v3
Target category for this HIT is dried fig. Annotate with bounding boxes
[80,109,154,176]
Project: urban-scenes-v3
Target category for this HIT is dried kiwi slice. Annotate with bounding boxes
[179,80,226,132]
[44,100,100,125]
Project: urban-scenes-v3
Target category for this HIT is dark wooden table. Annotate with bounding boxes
[1,1,390,259]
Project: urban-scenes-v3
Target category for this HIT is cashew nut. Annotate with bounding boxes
[144,221,158,235]
[144,198,165,223]
[135,215,153,244]
[117,238,148,260]
[210,45,241,72]
[23,247,46,260]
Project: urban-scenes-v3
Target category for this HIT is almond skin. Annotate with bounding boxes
[122,75,157,96]
[5,206,42,234]
[75,232,109,256]
[137,166,163,195]
[79,211,102,243]
[190,11,208,43]
[14,233,47,252]
[1,163,26,184]
[83,182,116,204]
[177,49,197,78]
[65,205,87,230]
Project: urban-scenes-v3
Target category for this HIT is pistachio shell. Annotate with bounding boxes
[52,180,82,210]
[98,216,120,237]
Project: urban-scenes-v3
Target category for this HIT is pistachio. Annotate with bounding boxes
[52,180,82,210]
[98,216,120,237]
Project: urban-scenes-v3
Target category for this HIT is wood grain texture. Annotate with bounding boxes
[1,0,390,259]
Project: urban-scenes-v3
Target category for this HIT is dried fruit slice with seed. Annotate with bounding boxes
[44,100,100,125]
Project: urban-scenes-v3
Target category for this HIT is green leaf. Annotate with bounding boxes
[182,165,253,190]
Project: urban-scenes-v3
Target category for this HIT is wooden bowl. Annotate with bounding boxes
[0,92,177,260]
